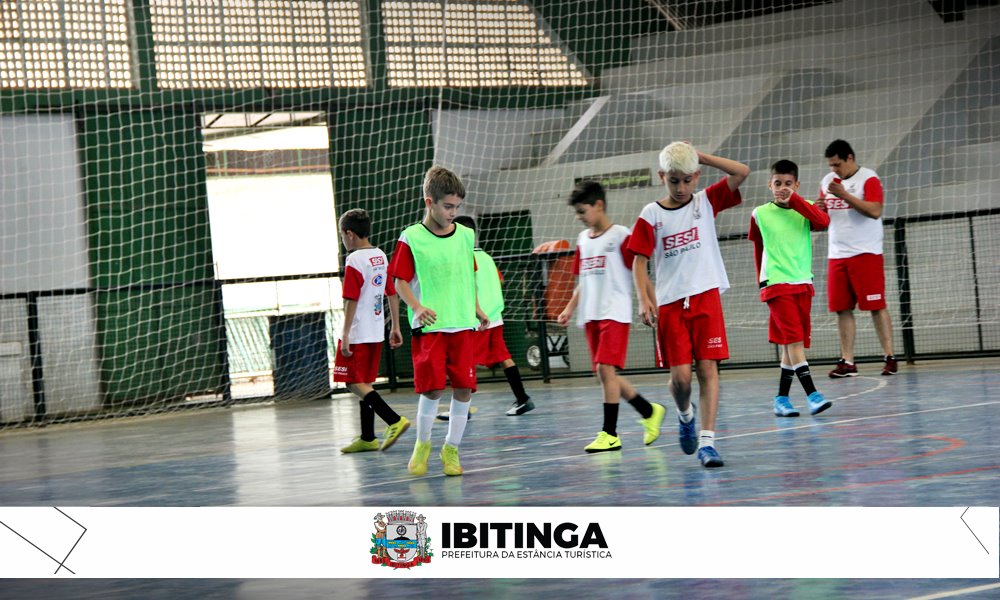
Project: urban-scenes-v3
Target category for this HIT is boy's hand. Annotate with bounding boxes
[340,336,353,357]
[389,327,403,349]
[556,308,571,327]
[827,178,846,199]
[412,305,437,327]
[639,296,657,327]
[773,189,791,207]
[476,308,490,331]
[815,197,827,212]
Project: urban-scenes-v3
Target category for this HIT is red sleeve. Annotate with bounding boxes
[706,177,742,215]
[342,265,364,301]
[387,240,415,282]
[863,177,884,203]
[627,217,655,258]
[497,268,504,283]
[385,275,397,296]
[620,234,635,271]
[748,215,764,284]
[572,245,581,276]
[789,193,830,230]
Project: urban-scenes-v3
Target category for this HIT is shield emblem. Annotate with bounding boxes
[385,515,419,565]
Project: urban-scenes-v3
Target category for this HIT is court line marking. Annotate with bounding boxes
[906,582,1000,600]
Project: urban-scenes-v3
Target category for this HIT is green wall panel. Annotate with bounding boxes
[96,287,224,405]
[329,106,434,384]
[79,109,225,405]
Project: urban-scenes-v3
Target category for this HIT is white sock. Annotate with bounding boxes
[678,406,694,424]
[416,395,439,442]
[445,399,471,447]
[698,430,715,449]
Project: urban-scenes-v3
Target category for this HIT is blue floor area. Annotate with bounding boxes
[0,359,997,596]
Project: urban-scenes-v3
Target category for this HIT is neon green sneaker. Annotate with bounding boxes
[440,443,463,476]
[584,431,622,453]
[381,416,411,451]
[408,440,432,476]
[640,402,666,445]
[341,437,380,453]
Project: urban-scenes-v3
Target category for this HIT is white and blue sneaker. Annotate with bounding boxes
[773,395,800,417]
[678,410,698,455]
[807,391,832,415]
[697,446,724,468]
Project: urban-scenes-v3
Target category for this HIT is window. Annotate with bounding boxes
[149,0,367,89]
[0,0,132,88]
[382,0,588,87]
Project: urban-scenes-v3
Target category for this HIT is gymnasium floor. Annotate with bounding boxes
[1,358,997,598]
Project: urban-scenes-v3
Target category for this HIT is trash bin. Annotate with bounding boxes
[270,312,330,399]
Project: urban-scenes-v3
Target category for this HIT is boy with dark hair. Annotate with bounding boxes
[819,139,897,377]
[336,208,410,453]
[388,166,489,476]
[557,180,665,453]
[749,160,832,417]
[437,214,534,420]
[629,141,750,468]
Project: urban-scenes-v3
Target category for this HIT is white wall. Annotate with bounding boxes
[0,115,90,293]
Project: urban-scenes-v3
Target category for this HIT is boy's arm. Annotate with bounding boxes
[340,299,358,357]
[632,255,657,327]
[748,214,764,283]
[394,278,436,327]
[698,150,751,192]
[827,177,883,219]
[556,283,580,327]
[387,293,403,349]
[788,193,831,230]
[475,298,490,331]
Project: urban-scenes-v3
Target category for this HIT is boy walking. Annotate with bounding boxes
[437,215,534,420]
[388,166,489,477]
[748,160,832,417]
[629,141,750,468]
[335,209,410,452]
[556,180,665,454]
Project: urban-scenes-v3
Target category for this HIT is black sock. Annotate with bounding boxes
[602,403,619,437]
[359,399,376,441]
[364,390,400,426]
[503,365,530,403]
[627,393,653,419]
[778,366,794,397]
[795,364,818,396]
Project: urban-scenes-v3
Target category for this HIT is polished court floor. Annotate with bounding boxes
[1,358,997,598]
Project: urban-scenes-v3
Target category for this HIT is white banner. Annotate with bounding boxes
[0,507,996,578]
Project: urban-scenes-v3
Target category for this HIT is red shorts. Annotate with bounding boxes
[476,325,512,366]
[767,291,813,347]
[333,341,382,384]
[584,320,630,371]
[656,288,729,368]
[411,330,477,393]
[828,253,887,312]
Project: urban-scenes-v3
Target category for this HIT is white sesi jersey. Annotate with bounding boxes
[819,167,885,259]
[629,178,740,306]
[342,247,393,344]
[573,224,635,327]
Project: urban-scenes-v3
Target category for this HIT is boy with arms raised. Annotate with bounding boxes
[388,166,489,477]
[335,208,409,453]
[557,180,665,453]
[629,142,750,468]
[748,160,832,417]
